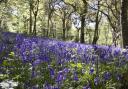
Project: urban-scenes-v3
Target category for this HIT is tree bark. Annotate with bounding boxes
[29,1,33,34]
[75,29,79,42]
[80,15,85,43]
[32,0,39,36]
[47,0,51,37]
[121,0,128,48]
[92,1,100,44]
[47,11,50,36]
[33,13,37,36]
[62,11,66,40]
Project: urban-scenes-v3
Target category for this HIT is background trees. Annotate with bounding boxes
[0,0,128,47]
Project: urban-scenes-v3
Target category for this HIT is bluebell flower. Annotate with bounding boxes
[73,72,79,81]
[49,68,55,78]
[63,68,70,73]
[115,73,122,81]
[33,59,42,66]
[93,45,98,51]
[56,71,63,82]
[103,72,111,80]
[94,77,100,85]
[83,84,91,89]
[44,83,52,89]
[113,47,121,56]
[89,67,94,74]
[83,86,91,89]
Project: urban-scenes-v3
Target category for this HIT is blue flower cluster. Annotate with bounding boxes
[0,32,128,88]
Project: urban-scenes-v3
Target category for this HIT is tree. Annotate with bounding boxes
[79,0,88,43]
[121,0,128,48]
[29,0,33,34]
[92,0,102,44]
[90,0,121,46]
[65,0,88,43]
[54,1,73,40]
[43,0,55,37]
[32,0,40,36]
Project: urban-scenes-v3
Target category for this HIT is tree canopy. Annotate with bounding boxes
[0,0,128,47]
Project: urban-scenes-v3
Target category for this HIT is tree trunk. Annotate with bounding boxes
[121,0,128,48]
[75,29,79,42]
[32,0,39,36]
[47,13,50,36]
[92,20,99,44]
[62,11,66,40]
[92,1,100,44]
[0,20,2,27]
[80,15,85,43]
[33,14,37,36]
[29,1,33,34]
[0,27,2,42]
[47,0,51,37]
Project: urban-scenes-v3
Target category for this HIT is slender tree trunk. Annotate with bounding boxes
[62,11,66,40]
[75,29,79,42]
[47,0,51,37]
[79,0,87,43]
[54,23,56,38]
[80,15,85,43]
[92,1,100,44]
[23,16,27,33]
[47,13,50,36]
[29,1,33,34]
[0,20,2,27]
[33,14,37,36]
[62,19,66,40]
[121,0,128,48]
[32,0,39,36]
[0,27,2,42]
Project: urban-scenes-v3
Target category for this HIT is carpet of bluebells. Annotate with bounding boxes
[0,32,128,89]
